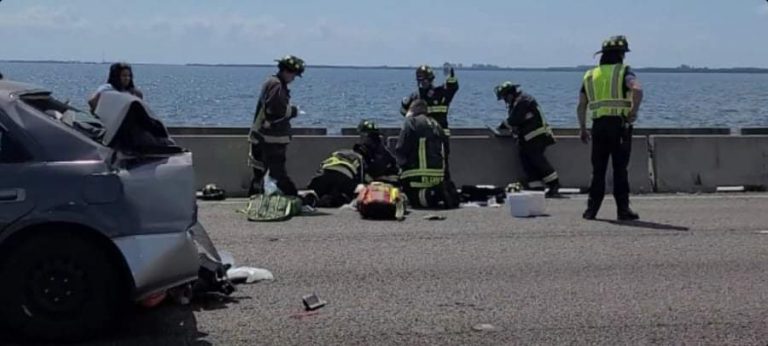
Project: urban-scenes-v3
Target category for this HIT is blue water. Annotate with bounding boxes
[1,62,766,131]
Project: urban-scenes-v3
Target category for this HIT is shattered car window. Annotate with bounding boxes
[20,93,106,142]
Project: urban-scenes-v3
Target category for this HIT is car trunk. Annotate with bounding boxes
[95,92,196,235]
[96,92,229,297]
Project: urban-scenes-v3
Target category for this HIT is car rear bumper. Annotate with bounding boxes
[113,227,201,300]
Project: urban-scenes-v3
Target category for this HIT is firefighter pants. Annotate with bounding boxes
[307,170,357,208]
[249,142,298,197]
[402,180,459,210]
[588,117,632,211]
[519,141,559,190]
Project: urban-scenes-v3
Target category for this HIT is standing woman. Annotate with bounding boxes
[88,62,144,112]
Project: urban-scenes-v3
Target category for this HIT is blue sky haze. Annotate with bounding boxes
[1,0,766,67]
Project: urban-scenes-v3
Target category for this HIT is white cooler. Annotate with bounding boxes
[506,191,547,217]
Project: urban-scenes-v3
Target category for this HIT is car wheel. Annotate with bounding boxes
[0,230,127,341]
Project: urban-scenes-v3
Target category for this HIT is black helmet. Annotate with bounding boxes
[357,119,379,134]
[494,81,520,100]
[276,55,305,76]
[415,65,435,81]
[598,35,630,54]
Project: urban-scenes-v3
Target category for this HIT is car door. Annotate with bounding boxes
[0,120,35,231]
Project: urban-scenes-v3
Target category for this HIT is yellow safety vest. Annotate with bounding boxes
[582,64,632,119]
[321,151,363,180]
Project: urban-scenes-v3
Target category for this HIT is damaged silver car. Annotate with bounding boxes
[0,80,226,341]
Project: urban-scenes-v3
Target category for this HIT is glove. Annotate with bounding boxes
[290,105,299,118]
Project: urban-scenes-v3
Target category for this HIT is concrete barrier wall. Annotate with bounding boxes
[339,127,732,137]
[169,127,327,136]
[174,134,652,196]
[173,132,768,196]
[742,128,768,135]
[543,137,652,193]
[432,136,651,193]
[652,136,768,192]
[173,136,358,197]
[173,136,250,196]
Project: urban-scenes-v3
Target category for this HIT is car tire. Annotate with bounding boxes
[0,230,127,342]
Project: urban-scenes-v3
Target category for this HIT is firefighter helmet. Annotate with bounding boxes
[598,35,630,54]
[415,65,435,81]
[357,119,379,134]
[276,55,305,76]
[494,81,520,100]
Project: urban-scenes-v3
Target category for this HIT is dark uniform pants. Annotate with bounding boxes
[307,170,357,208]
[249,142,298,197]
[588,117,632,211]
[402,180,459,210]
[444,134,452,181]
[519,139,558,189]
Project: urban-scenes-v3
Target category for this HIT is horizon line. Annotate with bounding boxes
[2,59,768,72]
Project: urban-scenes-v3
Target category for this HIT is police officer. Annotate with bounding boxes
[248,55,305,197]
[495,82,561,198]
[396,100,459,209]
[578,36,644,220]
[400,65,459,178]
[354,120,399,184]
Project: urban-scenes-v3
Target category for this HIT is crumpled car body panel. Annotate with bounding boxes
[0,81,204,300]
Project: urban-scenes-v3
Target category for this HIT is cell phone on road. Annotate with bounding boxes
[303,293,327,311]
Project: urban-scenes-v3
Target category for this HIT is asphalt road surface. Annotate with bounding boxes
[58,194,768,345]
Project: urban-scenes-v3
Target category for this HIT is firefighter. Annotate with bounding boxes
[495,82,562,198]
[353,119,399,184]
[396,100,459,209]
[578,35,644,221]
[400,65,459,178]
[308,120,398,208]
[248,55,305,197]
[307,149,364,208]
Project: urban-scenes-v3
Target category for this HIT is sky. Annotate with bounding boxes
[1,0,767,68]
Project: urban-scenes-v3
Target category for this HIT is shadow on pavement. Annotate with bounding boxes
[88,304,212,346]
[299,210,334,217]
[598,219,690,232]
[0,295,249,346]
[0,304,211,346]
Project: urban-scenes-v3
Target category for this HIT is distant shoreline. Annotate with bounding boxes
[2,60,768,74]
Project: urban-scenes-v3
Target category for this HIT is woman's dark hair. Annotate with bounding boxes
[107,63,136,92]
[599,51,625,65]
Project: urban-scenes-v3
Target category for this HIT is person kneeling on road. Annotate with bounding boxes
[354,119,399,184]
[396,100,459,209]
[495,81,562,198]
[308,119,400,208]
[307,149,365,208]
